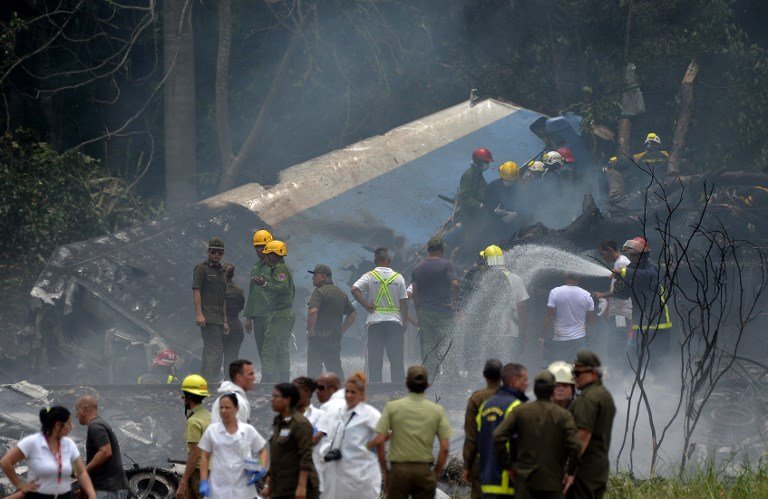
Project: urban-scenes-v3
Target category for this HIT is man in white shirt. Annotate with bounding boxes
[592,240,633,364]
[211,359,254,424]
[351,247,409,382]
[540,272,595,362]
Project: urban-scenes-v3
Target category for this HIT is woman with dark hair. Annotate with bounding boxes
[292,376,326,493]
[261,383,319,499]
[198,393,267,498]
[323,371,384,499]
[0,406,97,499]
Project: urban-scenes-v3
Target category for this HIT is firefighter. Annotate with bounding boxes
[476,363,528,497]
[245,229,273,368]
[632,132,670,174]
[251,240,295,382]
[612,237,673,363]
[137,349,180,384]
[458,147,494,221]
[485,161,521,227]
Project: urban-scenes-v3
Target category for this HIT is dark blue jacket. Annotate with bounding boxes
[477,386,528,495]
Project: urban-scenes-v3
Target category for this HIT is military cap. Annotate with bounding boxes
[308,264,332,276]
[534,369,556,387]
[573,349,601,368]
[208,237,225,249]
[427,236,445,251]
[406,365,429,384]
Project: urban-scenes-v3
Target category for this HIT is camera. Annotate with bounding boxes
[324,449,342,462]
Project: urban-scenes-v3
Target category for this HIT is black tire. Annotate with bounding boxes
[126,467,179,499]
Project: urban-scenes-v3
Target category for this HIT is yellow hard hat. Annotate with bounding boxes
[479,245,503,258]
[252,229,273,247]
[263,240,287,256]
[645,132,661,146]
[547,361,575,385]
[498,161,519,181]
[181,374,210,397]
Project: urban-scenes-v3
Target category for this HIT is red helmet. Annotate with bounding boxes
[472,147,494,164]
[622,237,649,254]
[556,147,575,164]
[153,349,179,367]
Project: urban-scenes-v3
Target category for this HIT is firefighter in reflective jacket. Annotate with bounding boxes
[612,237,673,361]
[632,133,670,172]
[476,364,528,497]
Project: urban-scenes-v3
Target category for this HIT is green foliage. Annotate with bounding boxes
[0,129,154,262]
[0,129,103,261]
[607,462,768,497]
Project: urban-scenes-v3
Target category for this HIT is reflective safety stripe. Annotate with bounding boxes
[633,285,672,331]
[476,398,521,495]
[370,270,401,313]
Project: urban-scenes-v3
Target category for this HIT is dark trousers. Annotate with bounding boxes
[200,323,225,383]
[307,335,343,379]
[387,463,436,499]
[546,337,587,363]
[250,316,269,367]
[566,476,606,499]
[222,321,244,374]
[418,308,456,378]
[26,493,74,499]
[367,321,404,383]
[186,468,202,499]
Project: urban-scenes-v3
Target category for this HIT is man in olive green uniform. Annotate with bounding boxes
[177,375,211,499]
[493,370,581,499]
[245,229,273,368]
[463,359,503,499]
[568,350,616,499]
[192,237,228,383]
[306,264,357,378]
[251,240,295,382]
[370,366,453,499]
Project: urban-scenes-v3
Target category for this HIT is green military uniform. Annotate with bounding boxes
[184,404,211,499]
[223,280,245,371]
[268,411,319,499]
[306,280,355,378]
[493,374,581,499]
[463,381,501,499]
[245,258,271,364]
[262,259,295,382]
[192,261,227,383]
[458,164,488,220]
[375,389,453,499]
[569,379,616,499]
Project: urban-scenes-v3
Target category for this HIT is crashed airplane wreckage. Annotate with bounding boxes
[19,98,553,382]
[14,97,768,382]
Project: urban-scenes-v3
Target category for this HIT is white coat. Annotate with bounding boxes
[322,402,382,499]
[197,421,266,499]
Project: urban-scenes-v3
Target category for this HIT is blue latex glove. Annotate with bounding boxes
[247,468,267,485]
[199,479,210,496]
[312,424,318,435]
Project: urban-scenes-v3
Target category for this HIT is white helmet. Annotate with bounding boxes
[543,151,564,167]
[527,160,545,173]
[547,361,575,385]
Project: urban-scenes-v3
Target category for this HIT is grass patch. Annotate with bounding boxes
[607,463,768,498]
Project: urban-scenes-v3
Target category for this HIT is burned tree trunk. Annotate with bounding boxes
[667,59,699,176]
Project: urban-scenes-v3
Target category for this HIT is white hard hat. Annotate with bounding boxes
[528,160,545,173]
[547,361,575,385]
[543,151,564,166]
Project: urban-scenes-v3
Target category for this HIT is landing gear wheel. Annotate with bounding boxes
[126,467,179,498]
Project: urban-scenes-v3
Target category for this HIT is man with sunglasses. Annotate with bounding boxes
[192,237,229,383]
[568,350,615,499]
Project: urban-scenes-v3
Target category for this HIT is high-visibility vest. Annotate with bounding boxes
[369,270,401,313]
[476,394,522,496]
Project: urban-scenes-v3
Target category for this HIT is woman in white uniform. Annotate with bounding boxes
[322,371,385,499]
[198,394,267,498]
